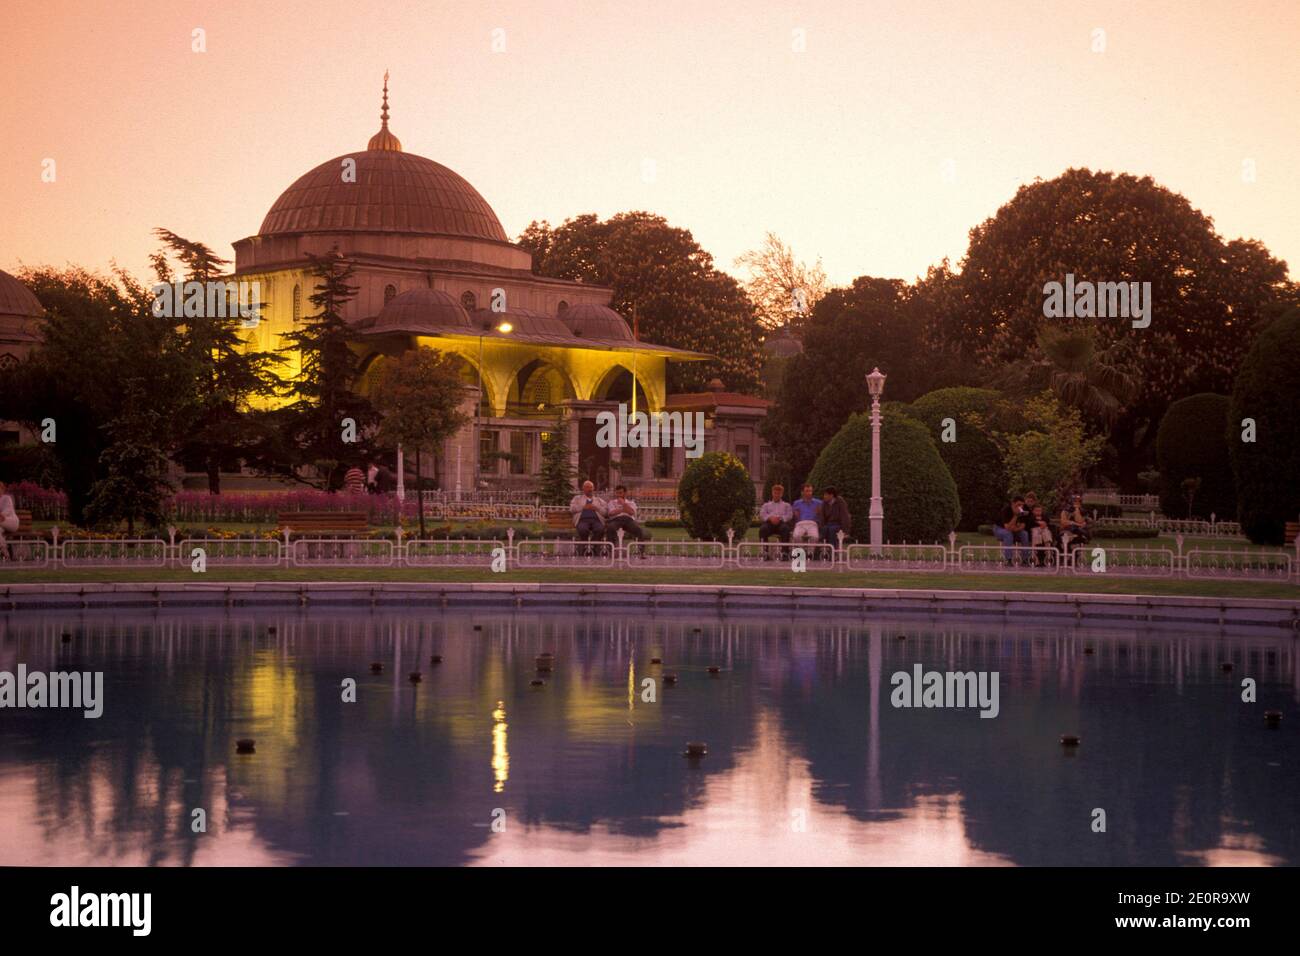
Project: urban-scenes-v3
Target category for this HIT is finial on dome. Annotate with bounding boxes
[367,70,403,152]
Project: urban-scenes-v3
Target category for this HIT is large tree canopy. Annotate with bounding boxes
[517,212,763,394]
[935,168,1293,486]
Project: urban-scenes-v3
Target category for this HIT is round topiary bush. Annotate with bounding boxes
[677,451,757,542]
[1154,392,1234,520]
[905,387,1007,531]
[807,408,960,543]
[1229,307,1300,544]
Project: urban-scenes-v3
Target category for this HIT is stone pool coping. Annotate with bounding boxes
[3,581,1299,630]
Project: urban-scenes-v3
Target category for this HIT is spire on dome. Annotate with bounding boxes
[367,71,403,152]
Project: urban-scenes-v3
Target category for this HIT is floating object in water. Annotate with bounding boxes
[663,674,678,685]
[1264,709,1282,727]
[693,627,702,633]
[1059,734,1081,747]
[1083,647,1095,655]
[707,665,721,675]
[530,678,545,687]
[896,634,907,641]
[268,626,277,634]
[1220,662,1234,672]
[650,657,662,664]
[369,662,383,673]
[408,672,422,683]
[430,655,443,664]
[473,624,483,631]
[684,742,707,758]
[235,739,256,754]
[61,632,72,643]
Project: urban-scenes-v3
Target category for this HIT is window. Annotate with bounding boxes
[509,431,531,474]
[479,429,499,473]
[0,353,18,372]
[461,291,477,311]
[557,300,568,314]
[384,284,397,305]
[292,284,302,323]
[620,446,643,478]
[736,443,751,471]
[654,445,672,479]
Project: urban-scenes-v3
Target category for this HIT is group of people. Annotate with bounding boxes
[569,481,649,543]
[759,483,852,546]
[992,491,1091,564]
[0,481,19,560]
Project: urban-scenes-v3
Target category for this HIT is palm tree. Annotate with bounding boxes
[1010,325,1138,427]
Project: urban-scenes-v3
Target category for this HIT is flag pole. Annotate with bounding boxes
[631,303,638,418]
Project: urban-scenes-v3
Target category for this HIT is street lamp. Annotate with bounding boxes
[866,367,887,553]
[476,319,513,489]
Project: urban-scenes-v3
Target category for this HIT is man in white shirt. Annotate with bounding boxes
[758,484,794,546]
[569,480,607,542]
[604,485,647,542]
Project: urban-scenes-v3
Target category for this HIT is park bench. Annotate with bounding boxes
[276,511,369,536]
[544,511,573,535]
[11,510,35,537]
[1287,521,1299,547]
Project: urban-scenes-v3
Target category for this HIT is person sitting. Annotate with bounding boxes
[605,485,647,543]
[992,495,1029,564]
[569,480,607,548]
[1059,493,1090,551]
[790,483,823,544]
[1029,504,1055,563]
[821,486,852,548]
[758,484,794,555]
[0,480,18,561]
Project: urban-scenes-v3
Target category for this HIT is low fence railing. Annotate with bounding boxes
[2,532,1298,583]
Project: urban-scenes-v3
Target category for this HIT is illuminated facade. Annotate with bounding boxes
[0,268,43,445]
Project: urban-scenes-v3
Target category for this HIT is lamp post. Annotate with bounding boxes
[866,367,886,553]
[475,320,513,489]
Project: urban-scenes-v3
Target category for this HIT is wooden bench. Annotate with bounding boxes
[1286,522,1299,547]
[544,511,573,535]
[8,510,35,537]
[277,511,369,536]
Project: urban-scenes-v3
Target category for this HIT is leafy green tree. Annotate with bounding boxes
[517,213,763,393]
[993,393,1106,504]
[370,348,471,536]
[677,451,756,541]
[0,266,191,525]
[267,249,379,490]
[905,387,1008,531]
[1228,305,1300,544]
[537,413,576,506]
[84,383,174,534]
[808,408,960,543]
[151,229,283,494]
[936,168,1293,487]
[1154,393,1235,520]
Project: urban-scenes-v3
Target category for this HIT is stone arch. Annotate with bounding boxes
[511,358,576,418]
[593,364,650,410]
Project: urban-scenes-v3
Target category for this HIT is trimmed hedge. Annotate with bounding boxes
[807,408,960,543]
[1230,307,1300,544]
[905,387,1007,531]
[677,451,757,542]
[1155,393,1235,520]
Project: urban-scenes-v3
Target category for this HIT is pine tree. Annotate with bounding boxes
[537,412,576,505]
[272,248,379,490]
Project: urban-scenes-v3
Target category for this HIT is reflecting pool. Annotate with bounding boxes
[0,608,1295,866]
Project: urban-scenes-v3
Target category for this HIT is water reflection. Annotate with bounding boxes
[0,609,1295,866]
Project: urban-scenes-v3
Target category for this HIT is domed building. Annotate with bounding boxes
[0,268,44,445]
[231,78,769,493]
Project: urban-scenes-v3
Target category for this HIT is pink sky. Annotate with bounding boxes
[2,0,1297,286]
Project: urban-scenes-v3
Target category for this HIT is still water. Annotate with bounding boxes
[0,608,1295,866]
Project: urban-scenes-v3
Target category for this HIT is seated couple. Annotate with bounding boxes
[568,481,648,543]
[759,483,852,547]
[992,491,1090,564]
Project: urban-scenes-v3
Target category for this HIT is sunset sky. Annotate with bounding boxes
[2,0,1297,287]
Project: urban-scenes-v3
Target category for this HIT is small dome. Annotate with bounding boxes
[472,307,572,339]
[0,269,43,318]
[563,303,632,342]
[763,325,803,358]
[371,288,472,334]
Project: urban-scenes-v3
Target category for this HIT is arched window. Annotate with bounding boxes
[384,284,397,305]
[292,284,302,324]
[0,353,18,372]
[557,300,568,315]
[461,290,477,311]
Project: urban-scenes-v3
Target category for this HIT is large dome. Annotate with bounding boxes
[258,149,507,242]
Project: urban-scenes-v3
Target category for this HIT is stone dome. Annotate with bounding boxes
[0,269,43,319]
[562,303,633,342]
[370,288,472,334]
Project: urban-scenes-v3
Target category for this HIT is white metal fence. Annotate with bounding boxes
[3,535,1298,583]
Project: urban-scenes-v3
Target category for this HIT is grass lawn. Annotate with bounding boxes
[1,564,1297,600]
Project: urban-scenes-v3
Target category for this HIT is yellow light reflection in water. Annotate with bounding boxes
[627,658,635,711]
[491,701,509,794]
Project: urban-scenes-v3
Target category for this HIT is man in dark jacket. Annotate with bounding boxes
[821,487,852,546]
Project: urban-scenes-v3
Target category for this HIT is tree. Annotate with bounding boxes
[807,409,960,543]
[905,387,1008,531]
[677,452,756,541]
[370,348,471,536]
[1228,305,1300,544]
[517,213,763,393]
[537,413,576,506]
[151,229,283,494]
[734,232,828,331]
[763,277,939,487]
[940,168,1293,487]
[1007,325,1138,427]
[1154,393,1235,520]
[84,383,174,534]
[0,266,191,525]
[993,393,1106,505]
[267,249,379,490]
